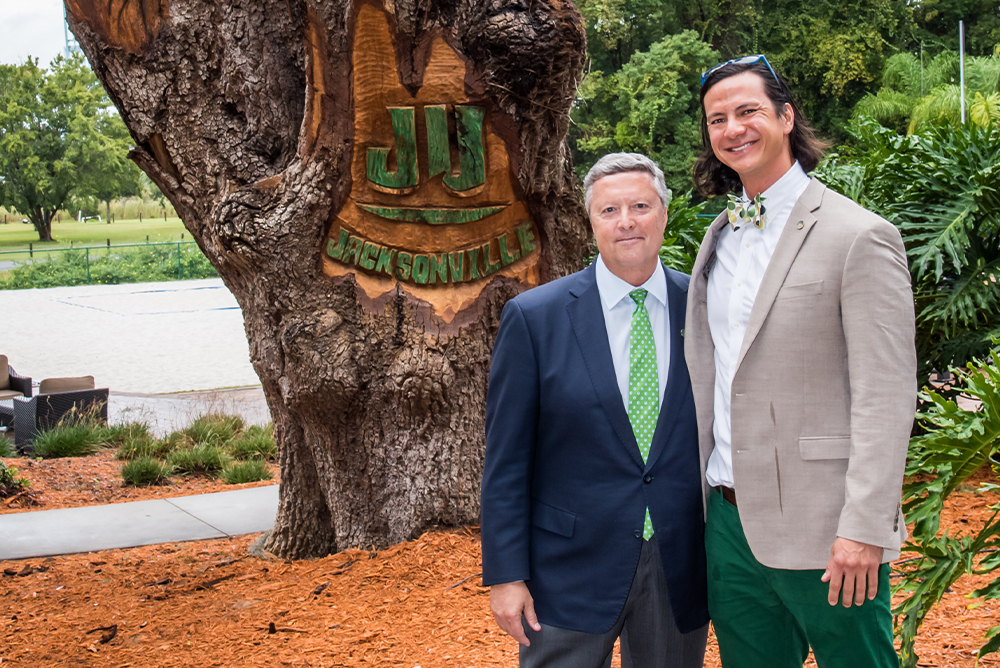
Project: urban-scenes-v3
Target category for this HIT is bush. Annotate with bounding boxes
[167,445,230,475]
[0,244,217,290]
[183,413,245,446]
[221,460,273,485]
[0,461,30,497]
[33,424,105,458]
[227,424,276,461]
[115,436,173,460]
[121,456,172,486]
[0,438,15,458]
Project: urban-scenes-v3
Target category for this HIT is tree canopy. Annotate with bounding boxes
[0,53,139,240]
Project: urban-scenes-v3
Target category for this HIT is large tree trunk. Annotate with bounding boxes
[66,0,590,558]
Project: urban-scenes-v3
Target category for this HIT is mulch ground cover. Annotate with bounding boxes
[1,452,998,667]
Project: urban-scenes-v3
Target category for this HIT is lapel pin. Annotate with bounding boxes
[680,328,685,337]
[797,221,805,230]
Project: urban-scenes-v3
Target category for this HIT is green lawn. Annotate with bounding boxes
[0,218,189,259]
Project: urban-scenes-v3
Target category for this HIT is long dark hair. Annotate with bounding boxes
[693,61,828,197]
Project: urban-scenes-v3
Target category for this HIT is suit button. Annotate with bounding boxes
[634,530,642,539]
[643,475,653,484]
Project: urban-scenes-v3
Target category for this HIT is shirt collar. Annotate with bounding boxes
[595,255,668,311]
[742,161,810,217]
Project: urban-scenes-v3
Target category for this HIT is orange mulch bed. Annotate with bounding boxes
[1,456,998,667]
[1,451,279,515]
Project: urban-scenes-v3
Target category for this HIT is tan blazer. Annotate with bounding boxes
[685,178,917,569]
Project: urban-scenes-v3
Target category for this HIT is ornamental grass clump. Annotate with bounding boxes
[121,456,172,486]
[0,438,15,458]
[33,424,105,458]
[115,435,173,461]
[227,424,276,461]
[167,444,230,476]
[221,459,273,484]
[183,413,245,446]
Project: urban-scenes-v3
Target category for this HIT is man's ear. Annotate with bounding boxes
[782,102,795,135]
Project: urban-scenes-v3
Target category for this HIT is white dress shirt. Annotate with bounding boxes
[595,255,670,410]
[705,163,811,488]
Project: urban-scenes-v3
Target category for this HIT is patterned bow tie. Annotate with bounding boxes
[727,193,768,231]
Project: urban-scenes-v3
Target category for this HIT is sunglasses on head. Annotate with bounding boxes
[701,54,780,87]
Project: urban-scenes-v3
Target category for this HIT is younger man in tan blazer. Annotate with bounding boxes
[685,55,916,667]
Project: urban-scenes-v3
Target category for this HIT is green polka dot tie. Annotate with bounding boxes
[628,288,658,541]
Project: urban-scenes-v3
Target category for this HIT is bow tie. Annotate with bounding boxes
[727,193,768,231]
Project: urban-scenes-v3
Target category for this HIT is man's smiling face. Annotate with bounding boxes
[703,71,795,197]
[588,170,667,287]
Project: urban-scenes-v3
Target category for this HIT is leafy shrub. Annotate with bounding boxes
[221,460,273,485]
[167,445,230,475]
[0,461,30,497]
[0,438,15,458]
[121,456,172,486]
[0,244,217,290]
[183,413,245,446]
[227,424,276,461]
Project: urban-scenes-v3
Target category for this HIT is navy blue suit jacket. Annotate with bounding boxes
[481,262,709,635]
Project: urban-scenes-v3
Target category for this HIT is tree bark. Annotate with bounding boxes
[66,0,590,558]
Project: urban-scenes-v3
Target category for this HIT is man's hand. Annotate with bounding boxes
[490,581,541,646]
[821,537,883,607]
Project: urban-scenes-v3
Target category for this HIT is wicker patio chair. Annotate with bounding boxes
[12,376,109,454]
[0,354,32,400]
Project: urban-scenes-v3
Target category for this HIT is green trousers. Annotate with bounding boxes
[705,489,898,668]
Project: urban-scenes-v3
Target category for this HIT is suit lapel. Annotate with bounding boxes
[645,268,689,471]
[736,179,825,370]
[566,265,645,468]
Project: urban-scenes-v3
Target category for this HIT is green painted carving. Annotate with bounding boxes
[357,204,506,225]
[327,228,349,260]
[396,252,413,281]
[467,246,482,280]
[448,251,465,283]
[344,236,364,265]
[375,246,396,274]
[412,255,430,284]
[429,254,449,284]
[498,232,520,266]
[359,242,379,270]
[516,222,538,255]
[481,240,501,276]
[367,107,418,190]
[424,105,451,179]
[444,105,486,192]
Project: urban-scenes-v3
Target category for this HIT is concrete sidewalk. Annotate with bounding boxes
[0,485,278,561]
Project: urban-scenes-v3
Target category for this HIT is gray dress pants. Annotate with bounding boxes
[519,537,708,668]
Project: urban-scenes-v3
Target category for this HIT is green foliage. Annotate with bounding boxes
[0,461,30,496]
[659,193,711,273]
[33,423,105,458]
[894,354,1000,666]
[0,54,142,241]
[227,424,277,461]
[221,460,274,485]
[857,53,1000,133]
[840,119,1000,378]
[167,445,230,476]
[572,31,720,193]
[120,456,172,487]
[0,438,15,458]
[182,413,245,446]
[0,244,217,289]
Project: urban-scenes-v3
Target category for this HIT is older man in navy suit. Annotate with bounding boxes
[481,153,709,668]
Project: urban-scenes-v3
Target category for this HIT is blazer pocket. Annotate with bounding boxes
[531,499,576,537]
[777,280,823,300]
[799,436,851,460]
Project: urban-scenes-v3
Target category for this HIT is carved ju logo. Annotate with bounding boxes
[323,4,541,318]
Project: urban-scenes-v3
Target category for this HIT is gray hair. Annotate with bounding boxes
[583,153,672,212]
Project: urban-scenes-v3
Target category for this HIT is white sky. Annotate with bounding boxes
[0,0,73,67]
